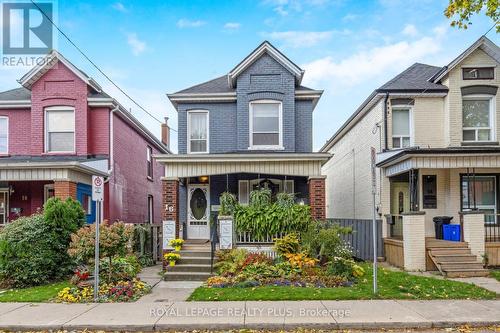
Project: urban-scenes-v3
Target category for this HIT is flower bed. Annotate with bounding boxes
[56,278,150,303]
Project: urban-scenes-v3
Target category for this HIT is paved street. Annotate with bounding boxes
[0,300,498,331]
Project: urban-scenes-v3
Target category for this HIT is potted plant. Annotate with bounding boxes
[164,252,181,267]
[169,238,184,251]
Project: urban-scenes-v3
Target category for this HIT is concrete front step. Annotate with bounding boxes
[444,269,490,278]
[163,271,211,281]
[178,257,212,265]
[167,264,212,273]
[179,251,212,258]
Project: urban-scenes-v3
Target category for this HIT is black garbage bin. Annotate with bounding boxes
[433,216,453,239]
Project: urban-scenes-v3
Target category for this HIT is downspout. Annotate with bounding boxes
[383,92,389,151]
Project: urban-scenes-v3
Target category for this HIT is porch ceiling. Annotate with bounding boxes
[383,153,500,177]
[154,153,330,178]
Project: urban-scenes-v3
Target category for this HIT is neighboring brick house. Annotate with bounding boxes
[155,41,329,241]
[320,36,500,273]
[0,50,169,225]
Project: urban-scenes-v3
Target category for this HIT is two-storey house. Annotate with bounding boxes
[321,36,500,274]
[0,50,169,225]
[156,41,329,241]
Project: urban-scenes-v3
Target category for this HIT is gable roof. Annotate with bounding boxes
[430,36,500,83]
[227,41,304,88]
[18,50,102,92]
[378,63,447,92]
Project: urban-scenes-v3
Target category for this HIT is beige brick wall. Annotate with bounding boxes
[462,213,485,258]
[322,100,384,219]
[444,48,500,147]
[402,213,426,271]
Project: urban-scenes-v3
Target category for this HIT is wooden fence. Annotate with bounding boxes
[132,223,163,263]
[325,218,383,260]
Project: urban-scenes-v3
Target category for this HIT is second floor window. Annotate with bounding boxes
[45,107,75,153]
[463,96,494,142]
[187,111,209,153]
[0,117,8,154]
[249,100,282,149]
[392,107,410,149]
[147,146,153,179]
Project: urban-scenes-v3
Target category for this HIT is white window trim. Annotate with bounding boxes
[0,116,8,154]
[248,100,284,150]
[391,105,413,149]
[147,146,153,179]
[283,179,294,194]
[238,180,249,205]
[462,94,496,142]
[187,110,209,154]
[43,184,54,203]
[44,106,76,153]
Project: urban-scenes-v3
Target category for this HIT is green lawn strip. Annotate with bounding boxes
[490,270,500,282]
[0,281,71,302]
[188,265,497,301]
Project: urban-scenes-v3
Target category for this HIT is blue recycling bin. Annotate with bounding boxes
[443,224,460,242]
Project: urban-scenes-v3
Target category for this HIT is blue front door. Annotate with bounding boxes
[76,183,96,224]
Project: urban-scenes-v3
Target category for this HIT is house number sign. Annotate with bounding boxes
[162,220,176,250]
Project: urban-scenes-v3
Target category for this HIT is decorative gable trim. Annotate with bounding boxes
[18,50,102,92]
[227,41,304,88]
[431,36,500,83]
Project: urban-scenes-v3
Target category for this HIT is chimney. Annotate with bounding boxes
[161,117,170,148]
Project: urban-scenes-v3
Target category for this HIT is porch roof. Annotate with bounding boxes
[0,159,109,184]
[376,147,500,177]
[154,152,330,178]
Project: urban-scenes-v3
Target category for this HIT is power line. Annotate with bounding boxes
[30,0,178,133]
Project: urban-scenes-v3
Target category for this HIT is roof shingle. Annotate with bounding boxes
[378,63,447,92]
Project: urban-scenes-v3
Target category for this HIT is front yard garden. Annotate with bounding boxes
[0,198,152,303]
[189,188,498,301]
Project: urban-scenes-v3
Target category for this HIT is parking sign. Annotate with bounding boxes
[92,176,104,202]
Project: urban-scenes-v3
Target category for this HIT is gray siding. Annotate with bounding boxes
[176,54,314,154]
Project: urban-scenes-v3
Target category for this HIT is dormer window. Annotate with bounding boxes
[463,67,494,80]
[249,100,283,149]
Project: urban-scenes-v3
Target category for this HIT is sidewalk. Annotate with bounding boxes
[0,300,499,331]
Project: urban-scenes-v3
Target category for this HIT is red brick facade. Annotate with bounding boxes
[308,177,326,220]
[162,178,179,237]
[53,181,77,200]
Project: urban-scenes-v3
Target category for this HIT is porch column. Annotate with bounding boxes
[460,211,485,258]
[53,181,77,200]
[308,176,326,220]
[402,211,426,271]
[162,177,179,238]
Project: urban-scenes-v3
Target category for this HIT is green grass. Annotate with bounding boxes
[0,281,71,302]
[491,270,500,282]
[188,265,498,301]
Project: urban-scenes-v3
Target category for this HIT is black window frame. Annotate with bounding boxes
[462,67,495,80]
[422,175,437,209]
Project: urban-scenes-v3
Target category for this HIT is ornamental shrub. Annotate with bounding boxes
[301,221,353,262]
[0,198,86,288]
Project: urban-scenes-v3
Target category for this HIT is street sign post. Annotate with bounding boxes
[92,176,104,301]
[370,147,378,294]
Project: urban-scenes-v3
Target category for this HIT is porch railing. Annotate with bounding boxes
[386,215,403,239]
[484,214,500,242]
[236,231,285,244]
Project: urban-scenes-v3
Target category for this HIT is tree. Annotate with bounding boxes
[444,0,500,33]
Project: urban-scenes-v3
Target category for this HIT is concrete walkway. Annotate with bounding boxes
[137,281,202,302]
[137,265,163,288]
[0,300,498,331]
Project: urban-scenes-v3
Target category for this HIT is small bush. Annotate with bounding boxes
[219,192,237,216]
[100,255,142,283]
[327,257,365,280]
[0,198,86,288]
[273,233,300,256]
[301,222,353,262]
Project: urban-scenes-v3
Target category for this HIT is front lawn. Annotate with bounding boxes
[491,270,500,282]
[0,281,71,303]
[188,264,497,301]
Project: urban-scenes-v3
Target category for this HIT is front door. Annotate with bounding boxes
[187,184,210,239]
[391,182,410,215]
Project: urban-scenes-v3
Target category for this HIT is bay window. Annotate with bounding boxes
[392,107,411,148]
[187,110,209,153]
[0,117,8,154]
[249,100,282,149]
[462,96,494,142]
[45,107,75,152]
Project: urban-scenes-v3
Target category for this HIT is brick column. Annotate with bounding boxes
[460,211,485,258]
[163,178,179,238]
[53,181,77,200]
[402,211,426,271]
[308,176,326,220]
